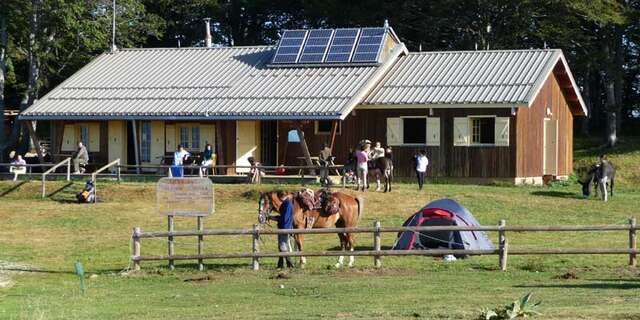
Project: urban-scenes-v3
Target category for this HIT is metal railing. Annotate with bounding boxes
[91,159,121,203]
[41,158,71,198]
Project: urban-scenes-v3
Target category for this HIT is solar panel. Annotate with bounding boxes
[298,29,334,63]
[352,27,385,63]
[325,28,359,63]
[272,30,308,64]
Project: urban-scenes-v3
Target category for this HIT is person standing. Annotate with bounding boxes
[271,191,295,269]
[201,144,214,176]
[370,141,385,159]
[356,144,369,191]
[73,142,89,174]
[173,145,190,166]
[415,150,429,190]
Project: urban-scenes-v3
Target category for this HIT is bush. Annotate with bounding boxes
[477,293,542,320]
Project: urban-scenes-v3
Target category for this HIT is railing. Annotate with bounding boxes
[41,157,71,198]
[91,159,121,202]
[131,217,638,271]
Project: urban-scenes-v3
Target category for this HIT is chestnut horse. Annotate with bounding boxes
[258,191,363,268]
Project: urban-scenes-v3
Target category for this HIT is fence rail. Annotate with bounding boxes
[41,158,71,198]
[131,217,638,271]
[91,159,120,203]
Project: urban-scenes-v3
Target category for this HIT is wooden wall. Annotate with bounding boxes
[277,108,516,178]
[516,68,574,178]
[50,120,109,164]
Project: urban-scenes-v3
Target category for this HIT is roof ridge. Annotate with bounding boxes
[406,49,560,55]
[117,45,273,52]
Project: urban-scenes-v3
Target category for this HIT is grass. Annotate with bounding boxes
[1,137,639,319]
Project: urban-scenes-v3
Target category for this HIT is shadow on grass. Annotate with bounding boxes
[514,281,640,290]
[46,182,74,198]
[0,267,75,275]
[0,181,28,197]
[530,190,583,199]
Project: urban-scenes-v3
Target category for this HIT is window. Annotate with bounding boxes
[79,126,90,150]
[314,121,341,135]
[403,118,426,144]
[287,130,300,143]
[178,125,201,150]
[140,121,151,162]
[470,117,495,144]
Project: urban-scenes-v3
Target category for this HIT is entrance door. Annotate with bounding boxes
[108,121,126,164]
[543,118,558,175]
[236,121,260,173]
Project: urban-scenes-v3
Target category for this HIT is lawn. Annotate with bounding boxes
[1,137,639,319]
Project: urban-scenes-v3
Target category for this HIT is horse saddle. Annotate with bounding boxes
[297,188,340,216]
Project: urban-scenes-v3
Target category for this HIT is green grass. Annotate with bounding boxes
[1,138,639,319]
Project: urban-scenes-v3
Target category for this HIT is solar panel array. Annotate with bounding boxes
[271,27,388,65]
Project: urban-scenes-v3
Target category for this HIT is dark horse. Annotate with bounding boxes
[368,157,393,192]
[578,161,616,202]
[258,190,363,268]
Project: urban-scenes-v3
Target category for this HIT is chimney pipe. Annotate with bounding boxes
[204,18,212,48]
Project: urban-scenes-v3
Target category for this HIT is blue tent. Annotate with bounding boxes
[393,199,494,255]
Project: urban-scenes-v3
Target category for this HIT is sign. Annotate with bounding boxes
[157,178,214,217]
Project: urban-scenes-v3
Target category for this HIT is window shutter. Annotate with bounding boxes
[453,117,470,146]
[88,123,100,152]
[150,121,165,163]
[426,117,440,146]
[165,124,176,152]
[495,117,510,146]
[386,117,403,146]
[61,125,76,151]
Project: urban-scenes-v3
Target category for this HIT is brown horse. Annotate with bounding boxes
[258,190,363,268]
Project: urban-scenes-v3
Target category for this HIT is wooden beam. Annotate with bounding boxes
[329,120,339,151]
[215,121,225,175]
[131,120,140,174]
[295,122,314,175]
[26,121,45,164]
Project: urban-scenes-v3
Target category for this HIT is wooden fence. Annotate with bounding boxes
[131,217,638,271]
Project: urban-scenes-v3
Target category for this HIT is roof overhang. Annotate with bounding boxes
[357,103,522,110]
[18,113,345,121]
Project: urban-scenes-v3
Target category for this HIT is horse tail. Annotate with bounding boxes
[355,195,364,222]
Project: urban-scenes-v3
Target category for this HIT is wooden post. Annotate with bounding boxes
[168,215,175,270]
[499,220,508,271]
[252,224,260,271]
[133,227,141,271]
[27,121,45,164]
[629,217,637,267]
[215,121,225,175]
[116,163,121,182]
[329,120,339,151]
[295,123,315,176]
[66,158,71,181]
[197,216,204,271]
[41,175,46,198]
[374,221,382,268]
[131,120,141,175]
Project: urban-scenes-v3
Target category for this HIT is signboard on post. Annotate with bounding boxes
[157,177,214,217]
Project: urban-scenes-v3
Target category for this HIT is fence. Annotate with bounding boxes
[91,159,121,203]
[41,158,71,198]
[131,217,638,271]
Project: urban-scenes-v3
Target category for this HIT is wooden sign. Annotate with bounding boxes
[157,178,214,217]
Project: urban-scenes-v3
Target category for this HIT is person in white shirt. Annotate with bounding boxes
[415,150,429,190]
[173,145,190,166]
[370,141,385,160]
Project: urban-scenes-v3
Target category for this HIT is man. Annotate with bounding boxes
[73,142,89,174]
[270,191,295,269]
[370,141,385,160]
[415,150,429,190]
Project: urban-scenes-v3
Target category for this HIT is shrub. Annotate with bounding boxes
[477,293,541,320]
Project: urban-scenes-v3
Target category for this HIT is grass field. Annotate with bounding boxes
[1,138,639,319]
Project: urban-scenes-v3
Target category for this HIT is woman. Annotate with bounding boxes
[356,144,370,191]
[201,144,214,176]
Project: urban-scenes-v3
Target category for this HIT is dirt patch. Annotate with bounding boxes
[556,271,579,280]
[269,272,291,280]
[182,273,226,283]
[0,260,33,289]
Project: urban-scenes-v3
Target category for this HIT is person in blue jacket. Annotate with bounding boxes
[271,191,295,269]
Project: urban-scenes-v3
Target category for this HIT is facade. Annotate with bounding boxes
[19,25,586,184]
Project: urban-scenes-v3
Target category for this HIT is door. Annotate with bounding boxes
[108,121,126,164]
[236,121,260,173]
[543,118,558,175]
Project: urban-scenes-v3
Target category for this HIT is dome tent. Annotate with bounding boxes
[393,199,494,254]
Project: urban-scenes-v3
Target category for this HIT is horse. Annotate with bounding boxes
[368,157,393,192]
[257,190,364,268]
[578,161,615,202]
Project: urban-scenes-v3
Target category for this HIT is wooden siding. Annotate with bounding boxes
[516,68,574,178]
[278,108,517,178]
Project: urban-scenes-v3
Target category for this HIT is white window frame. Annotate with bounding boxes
[400,116,428,146]
[467,115,497,147]
[178,125,201,151]
[79,125,90,150]
[314,121,341,135]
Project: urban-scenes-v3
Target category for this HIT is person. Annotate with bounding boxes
[247,156,262,184]
[201,144,214,176]
[73,142,89,174]
[173,145,190,166]
[10,154,27,181]
[318,143,332,165]
[385,146,393,162]
[415,150,429,190]
[356,144,369,191]
[269,191,295,269]
[370,141,385,159]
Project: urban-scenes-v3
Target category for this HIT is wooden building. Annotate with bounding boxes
[19,25,586,184]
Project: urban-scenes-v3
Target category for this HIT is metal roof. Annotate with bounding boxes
[363,49,587,115]
[20,45,403,120]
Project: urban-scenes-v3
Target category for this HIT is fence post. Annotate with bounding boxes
[630,217,637,267]
[252,224,260,271]
[374,221,382,268]
[117,165,121,182]
[168,215,175,270]
[197,216,204,271]
[133,227,141,271]
[66,158,71,181]
[41,175,46,198]
[499,219,508,271]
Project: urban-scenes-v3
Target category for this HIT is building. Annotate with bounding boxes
[19,25,586,184]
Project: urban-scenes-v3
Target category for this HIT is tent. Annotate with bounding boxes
[393,199,494,254]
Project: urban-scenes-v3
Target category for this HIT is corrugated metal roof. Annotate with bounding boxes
[364,49,562,106]
[20,46,390,120]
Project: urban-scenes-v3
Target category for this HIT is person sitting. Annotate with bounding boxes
[275,164,286,176]
[268,191,295,269]
[201,144,214,176]
[10,154,27,181]
[173,145,190,166]
[73,142,89,174]
[370,141,385,159]
[247,157,262,184]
